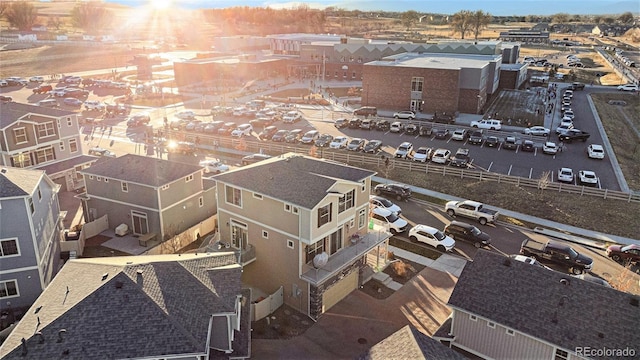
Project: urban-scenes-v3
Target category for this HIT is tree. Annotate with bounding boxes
[602,17,615,25]
[401,10,420,30]
[70,3,113,32]
[470,10,492,42]
[618,11,634,24]
[5,2,38,31]
[47,16,65,31]
[552,13,569,24]
[593,15,603,24]
[451,10,473,39]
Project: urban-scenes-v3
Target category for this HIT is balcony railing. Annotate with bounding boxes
[202,234,256,266]
[301,224,391,285]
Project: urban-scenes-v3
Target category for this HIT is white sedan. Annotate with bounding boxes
[408,225,456,252]
[542,141,558,155]
[199,160,229,174]
[523,126,550,136]
[175,110,197,119]
[29,76,44,83]
[617,84,639,92]
[587,144,605,159]
[329,136,348,149]
[557,168,574,183]
[431,148,451,164]
[578,170,598,187]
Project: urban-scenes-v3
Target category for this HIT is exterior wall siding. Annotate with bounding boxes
[85,178,159,209]
[452,309,555,359]
[160,190,216,240]
[0,200,36,269]
[86,197,160,235]
[0,268,42,309]
[159,172,204,208]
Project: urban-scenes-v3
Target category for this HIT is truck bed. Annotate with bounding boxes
[521,238,545,252]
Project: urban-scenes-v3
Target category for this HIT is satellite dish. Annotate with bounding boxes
[313,252,328,268]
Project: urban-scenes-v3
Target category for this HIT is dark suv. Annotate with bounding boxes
[450,148,470,168]
[444,221,491,248]
[374,183,412,201]
[353,106,377,117]
[469,130,484,145]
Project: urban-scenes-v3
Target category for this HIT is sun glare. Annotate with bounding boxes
[149,0,173,10]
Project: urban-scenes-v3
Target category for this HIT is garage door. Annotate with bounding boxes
[322,270,358,313]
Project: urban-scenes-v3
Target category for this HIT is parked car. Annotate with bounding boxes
[412,147,432,162]
[542,141,558,155]
[241,153,272,165]
[557,167,574,183]
[300,130,320,144]
[394,142,414,159]
[450,148,470,167]
[334,118,348,129]
[393,110,415,120]
[555,124,574,135]
[419,123,433,136]
[259,125,278,140]
[468,130,484,145]
[389,121,403,133]
[563,110,575,120]
[37,99,59,108]
[502,136,518,150]
[315,134,334,147]
[126,113,151,127]
[521,140,535,152]
[374,119,390,131]
[371,207,408,234]
[348,118,361,129]
[471,119,501,130]
[409,225,455,252]
[285,129,303,143]
[451,129,468,141]
[404,123,418,135]
[84,100,105,111]
[444,221,491,248]
[199,160,229,174]
[431,112,455,124]
[329,136,348,149]
[433,128,450,140]
[363,140,383,154]
[617,84,638,91]
[570,82,586,90]
[271,129,289,142]
[282,111,302,123]
[0,95,12,102]
[88,147,116,158]
[216,122,235,136]
[33,84,53,94]
[484,136,500,148]
[431,148,451,164]
[175,110,196,120]
[231,123,253,137]
[374,183,412,201]
[587,144,605,159]
[445,199,499,225]
[520,238,593,274]
[558,129,589,142]
[353,106,378,117]
[606,244,640,264]
[166,141,196,155]
[347,138,365,151]
[369,195,402,215]
[29,76,45,83]
[578,170,598,187]
[360,118,373,130]
[63,98,83,106]
[523,126,550,136]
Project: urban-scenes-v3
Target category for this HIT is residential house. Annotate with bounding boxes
[0,167,63,311]
[0,253,251,359]
[78,154,217,242]
[0,102,96,192]
[359,325,467,360]
[213,153,391,320]
[435,250,640,359]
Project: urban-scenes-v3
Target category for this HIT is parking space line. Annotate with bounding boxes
[507,164,512,175]
[487,161,493,171]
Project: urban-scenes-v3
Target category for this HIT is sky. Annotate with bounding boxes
[110,0,639,16]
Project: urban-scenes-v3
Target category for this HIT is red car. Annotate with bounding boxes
[606,244,640,264]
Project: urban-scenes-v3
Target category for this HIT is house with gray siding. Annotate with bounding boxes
[435,250,640,359]
[213,153,392,320]
[0,253,251,359]
[78,154,216,242]
[0,102,96,191]
[0,167,63,311]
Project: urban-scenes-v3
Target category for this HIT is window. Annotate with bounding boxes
[292,206,299,215]
[28,197,35,214]
[11,153,32,168]
[185,174,193,182]
[469,314,477,321]
[69,139,78,153]
[262,230,268,239]
[97,177,102,182]
[0,280,18,299]
[287,240,295,249]
[104,178,109,183]
[284,204,291,212]
[338,190,355,213]
[317,204,332,227]
[57,119,61,128]
[199,197,204,207]
[37,122,56,138]
[13,127,28,144]
[35,146,55,164]
[89,175,94,180]
[67,117,72,126]
[506,329,515,336]
[121,182,128,192]
[554,349,569,360]
[225,185,242,207]
[59,141,65,152]
[253,193,263,200]
[358,208,366,228]
[0,239,19,257]
[487,322,496,328]
[306,240,325,263]
[411,77,424,92]
[329,230,342,255]
[161,184,170,190]
[37,188,42,201]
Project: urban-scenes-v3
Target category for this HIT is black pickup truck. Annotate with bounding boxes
[558,129,590,142]
[520,238,593,274]
[431,112,455,124]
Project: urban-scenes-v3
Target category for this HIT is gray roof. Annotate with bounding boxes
[359,325,466,360]
[0,253,245,360]
[0,102,75,129]
[366,52,496,70]
[35,155,97,176]
[79,154,203,187]
[213,154,376,209]
[0,167,44,198]
[448,250,640,358]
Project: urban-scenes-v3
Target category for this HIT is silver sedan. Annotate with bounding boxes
[523,126,550,136]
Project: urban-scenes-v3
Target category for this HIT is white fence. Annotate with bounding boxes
[252,286,284,322]
[60,214,109,256]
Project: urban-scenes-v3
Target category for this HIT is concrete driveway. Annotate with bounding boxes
[251,266,457,359]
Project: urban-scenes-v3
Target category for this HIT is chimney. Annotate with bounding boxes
[21,338,27,356]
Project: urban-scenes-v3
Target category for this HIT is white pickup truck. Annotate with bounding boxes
[445,200,499,225]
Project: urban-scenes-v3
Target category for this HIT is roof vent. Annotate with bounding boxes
[36,332,45,344]
[114,281,123,289]
[101,273,109,281]
[57,329,67,343]
[559,278,570,286]
[630,297,639,307]
[34,306,42,314]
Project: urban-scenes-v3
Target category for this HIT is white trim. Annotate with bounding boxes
[253,193,263,200]
[287,239,295,249]
[487,321,496,328]
[506,328,515,336]
[0,238,21,258]
[121,181,128,192]
[469,314,478,321]
[292,206,299,215]
[0,279,20,300]
[284,203,291,212]
[262,230,269,239]
[81,193,160,212]
[0,265,39,275]
[218,208,299,240]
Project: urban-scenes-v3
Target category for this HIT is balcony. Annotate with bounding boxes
[301,225,391,285]
[200,233,256,266]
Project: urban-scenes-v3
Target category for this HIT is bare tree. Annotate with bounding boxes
[451,10,473,39]
[47,16,65,31]
[401,10,420,30]
[161,223,193,254]
[70,3,113,32]
[618,12,634,24]
[5,2,38,31]
[538,170,551,194]
[470,10,492,42]
[552,13,570,24]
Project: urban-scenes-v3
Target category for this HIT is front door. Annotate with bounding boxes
[131,210,149,235]
[231,220,248,250]
[410,99,422,112]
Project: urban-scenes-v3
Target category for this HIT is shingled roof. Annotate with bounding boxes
[359,325,467,360]
[0,253,246,359]
[79,154,203,187]
[0,167,44,198]
[0,102,75,129]
[213,153,376,209]
[448,250,640,357]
